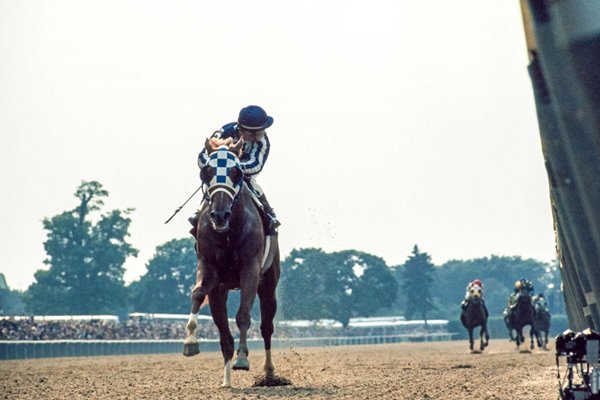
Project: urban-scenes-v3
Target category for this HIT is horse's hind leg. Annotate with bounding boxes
[531,324,541,350]
[258,266,279,377]
[208,287,235,387]
[480,325,489,351]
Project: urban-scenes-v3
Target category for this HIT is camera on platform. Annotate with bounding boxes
[556,328,600,400]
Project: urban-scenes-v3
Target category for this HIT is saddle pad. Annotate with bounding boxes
[261,234,278,275]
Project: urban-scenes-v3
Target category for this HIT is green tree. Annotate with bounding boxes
[25,181,137,314]
[433,255,558,318]
[401,245,436,322]
[280,248,397,326]
[0,290,26,315]
[130,238,197,313]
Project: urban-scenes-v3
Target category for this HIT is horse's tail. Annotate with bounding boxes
[201,297,209,309]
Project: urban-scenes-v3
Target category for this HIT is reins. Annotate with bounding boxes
[164,185,203,224]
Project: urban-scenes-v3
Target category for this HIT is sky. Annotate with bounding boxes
[0,0,556,291]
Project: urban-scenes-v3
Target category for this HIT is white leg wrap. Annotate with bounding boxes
[264,349,274,373]
[186,313,198,335]
[222,360,232,387]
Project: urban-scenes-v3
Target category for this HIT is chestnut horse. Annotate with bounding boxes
[183,138,280,387]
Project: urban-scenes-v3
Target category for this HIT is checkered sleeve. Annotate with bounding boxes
[240,135,270,176]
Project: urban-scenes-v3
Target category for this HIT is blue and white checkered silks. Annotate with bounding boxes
[206,145,243,199]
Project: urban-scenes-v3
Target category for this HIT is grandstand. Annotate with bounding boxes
[0,314,453,359]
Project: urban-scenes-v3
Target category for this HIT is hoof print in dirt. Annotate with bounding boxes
[452,364,474,369]
[252,374,292,387]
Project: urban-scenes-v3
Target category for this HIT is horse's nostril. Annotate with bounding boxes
[210,211,216,220]
[224,212,231,220]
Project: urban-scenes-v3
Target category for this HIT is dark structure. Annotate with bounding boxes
[520,0,600,331]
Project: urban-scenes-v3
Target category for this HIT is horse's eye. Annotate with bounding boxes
[200,167,215,184]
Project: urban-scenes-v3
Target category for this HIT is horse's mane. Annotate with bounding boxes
[208,137,234,150]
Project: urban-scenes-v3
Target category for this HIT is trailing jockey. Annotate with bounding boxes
[190,105,281,237]
[503,278,534,324]
[461,278,486,310]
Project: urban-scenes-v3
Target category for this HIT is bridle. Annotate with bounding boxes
[201,146,244,222]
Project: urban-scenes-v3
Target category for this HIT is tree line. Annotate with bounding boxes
[0,181,565,324]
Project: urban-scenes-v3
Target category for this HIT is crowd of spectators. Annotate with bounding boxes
[0,316,261,341]
[1,316,445,341]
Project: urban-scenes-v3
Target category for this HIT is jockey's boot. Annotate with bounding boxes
[461,300,468,310]
[188,211,199,238]
[258,194,281,235]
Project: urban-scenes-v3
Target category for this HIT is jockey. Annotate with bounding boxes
[504,278,535,317]
[461,279,485,310]
[533,293,549,311]
[190,105,281,235]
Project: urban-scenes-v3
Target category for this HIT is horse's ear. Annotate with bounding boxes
[231,139,244,156]
[204,138,213,154]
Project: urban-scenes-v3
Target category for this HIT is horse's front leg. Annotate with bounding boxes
[183,265,213,357]
[258,263,279,378]
[208,286,235,387]
[232,263,260,371]
[468,328,474,351]
[516,328,524,348]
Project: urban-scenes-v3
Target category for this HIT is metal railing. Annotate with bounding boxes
[0,332,456,360]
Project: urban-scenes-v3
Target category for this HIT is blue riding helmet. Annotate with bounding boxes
[238,105,274,131]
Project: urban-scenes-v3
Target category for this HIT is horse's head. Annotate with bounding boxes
[200,138,244,233]
[468,284,483,301]
[533,295,547,310]
[515,287,533,307]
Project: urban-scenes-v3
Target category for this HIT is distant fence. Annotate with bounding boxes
[0,332,455,360]
[447,315,569,341]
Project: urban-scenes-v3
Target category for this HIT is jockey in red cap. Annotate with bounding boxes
[461,279,486,310]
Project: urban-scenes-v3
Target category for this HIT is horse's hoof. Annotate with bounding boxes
[183,342,200,357]
[232,357,250,371]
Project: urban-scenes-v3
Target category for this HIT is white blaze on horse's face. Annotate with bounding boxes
[201,145,244,232]
[470,285,482,299]
[536,297,547,308]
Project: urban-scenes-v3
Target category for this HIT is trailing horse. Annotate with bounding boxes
[533,295,551,350]
[183,138,281,387]
[460,284,489,352]
[504,288,541,350]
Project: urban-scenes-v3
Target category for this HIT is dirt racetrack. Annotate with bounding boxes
[1,339,559,399]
